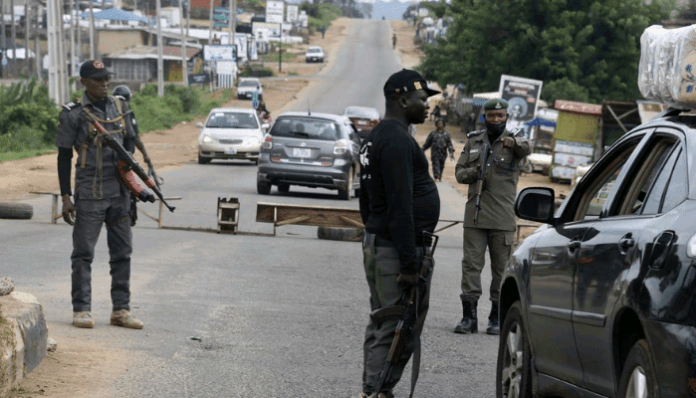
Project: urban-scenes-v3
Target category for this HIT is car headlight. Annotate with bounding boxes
[202,135,213,143]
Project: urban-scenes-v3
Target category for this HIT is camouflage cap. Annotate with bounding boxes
[483,98,509,111]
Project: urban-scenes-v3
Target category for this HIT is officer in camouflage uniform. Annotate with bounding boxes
[422,119,455,181]
[57,60,144,330]
[453,98,531,335]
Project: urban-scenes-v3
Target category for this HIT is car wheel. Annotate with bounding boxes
[523,161,533,174]
[496,301,532,398]
[617,340,658,398]
[277,183,290,193]
[257,181,271,195]
[338,171,353,200]
[354,188,360,198]
[253,159,259,165]
[198,155,211,165]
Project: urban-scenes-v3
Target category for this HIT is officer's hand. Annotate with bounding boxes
[502,137,515,148]
[61,195,76,226]
[397,273,419,289]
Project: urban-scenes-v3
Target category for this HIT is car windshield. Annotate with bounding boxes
[346,107,379,119]
[239,81,259,87]
[308,48,321,53]
[271,117,340,141]
[206,112,258,128]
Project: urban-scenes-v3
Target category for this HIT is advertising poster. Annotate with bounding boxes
[498,75,543,136]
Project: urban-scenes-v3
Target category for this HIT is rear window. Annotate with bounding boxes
[308,48,322,53]
[271,117,341,141]
[206,112,258,129]
[239,81,259,87]
[346,107,379,119]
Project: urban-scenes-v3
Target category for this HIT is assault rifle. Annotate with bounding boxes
[84,115,176,213]
[474,143,489,225]
[371,231,439,398]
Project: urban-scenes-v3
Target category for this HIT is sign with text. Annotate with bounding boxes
[203,45,237,62]
[286,5,298,22]
[266,13,283,23]
[188,73,211,84]
[253,22,281,38]
[266,1,284,15]
[498,75,543,122]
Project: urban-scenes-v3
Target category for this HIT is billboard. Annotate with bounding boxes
[286,5,298,22]
[266,13,283,23]
[253,22,281,38]
[203,45,237,62]
[498,75,543,136]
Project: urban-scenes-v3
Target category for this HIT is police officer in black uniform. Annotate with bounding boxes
[57,60,145,330]
[357,69,441,398]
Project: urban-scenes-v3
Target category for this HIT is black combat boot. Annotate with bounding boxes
[454,296,478,334]
[487,301,500,335]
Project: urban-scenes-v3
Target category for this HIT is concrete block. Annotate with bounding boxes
[0,292,48,398]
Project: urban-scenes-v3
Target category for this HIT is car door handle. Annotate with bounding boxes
[619,237,635,248]
[568,240,581,251]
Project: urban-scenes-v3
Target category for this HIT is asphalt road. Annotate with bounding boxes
[3,20,499,397]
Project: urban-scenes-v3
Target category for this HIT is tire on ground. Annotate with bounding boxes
[317,226,364,242]
[0,202,33,220]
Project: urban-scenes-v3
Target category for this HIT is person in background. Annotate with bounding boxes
[422,119,455,182]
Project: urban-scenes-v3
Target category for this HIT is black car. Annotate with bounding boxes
[498,109,696,398]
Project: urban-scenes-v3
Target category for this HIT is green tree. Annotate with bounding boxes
[420,0,673,103]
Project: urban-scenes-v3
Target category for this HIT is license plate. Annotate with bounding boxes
[293,148,311,158]
[357,120,368,125]
[224,147,237,155]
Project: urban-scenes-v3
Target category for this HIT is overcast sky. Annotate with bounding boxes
[369,1,412,20]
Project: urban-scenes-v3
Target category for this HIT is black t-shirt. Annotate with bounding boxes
[359,119,441,274]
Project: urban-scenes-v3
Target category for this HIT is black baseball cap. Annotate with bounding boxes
[79,60,115,79]
[383,69,440,97]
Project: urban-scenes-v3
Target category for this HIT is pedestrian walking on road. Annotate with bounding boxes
[453,98,531,335]
[56,60,146,330]
[357,69,441,398]
[422,119,455,182]
[392,33,397,49]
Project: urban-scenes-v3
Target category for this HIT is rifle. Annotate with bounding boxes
[474,143,489,226]
[371,231,439,398]
[84,114,176,213]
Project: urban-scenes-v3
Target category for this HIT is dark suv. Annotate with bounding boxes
[498,109,696,398]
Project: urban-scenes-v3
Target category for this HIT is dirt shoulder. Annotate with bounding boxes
[0,18,353,203]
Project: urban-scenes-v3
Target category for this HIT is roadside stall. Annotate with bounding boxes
[550,100,602,183]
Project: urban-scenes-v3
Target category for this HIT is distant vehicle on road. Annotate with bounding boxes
[305,46,325,63]
[257,111,361,199]
[524,152,551,175]
[197,108,268,165]
[237,78,263,100]
[343,106,380,140]
[497,110,696,398]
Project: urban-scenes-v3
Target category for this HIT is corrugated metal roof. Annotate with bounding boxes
[554,100,602,116]
[106,45,200,61]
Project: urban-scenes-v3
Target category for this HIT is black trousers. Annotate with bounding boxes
[71,196,132,312]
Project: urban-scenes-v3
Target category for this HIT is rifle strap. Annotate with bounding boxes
[80,108,125,198]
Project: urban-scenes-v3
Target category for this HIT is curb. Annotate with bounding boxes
[0,292,48,398]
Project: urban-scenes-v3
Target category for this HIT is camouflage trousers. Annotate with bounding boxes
[430,149,447,180]
[362,233,433,395]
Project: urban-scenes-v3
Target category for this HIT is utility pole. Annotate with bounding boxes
[89,0,95,59]
[33,2,40,80]
[156,0,163,97]
[69,0,75,76]
[10,0,15,76]
[208,0,213,43]
[278,23,282,72]
[178,0,188,85]
[24,2,29,75]
[229,0,234,62]
[47,0,68,103]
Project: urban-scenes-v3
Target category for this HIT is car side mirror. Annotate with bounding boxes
[515,187,556,225]
[262,123,270,130]
[196,122,204,128]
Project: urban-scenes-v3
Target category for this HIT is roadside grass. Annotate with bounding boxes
[0,148,55,162]
[263,51,300,63]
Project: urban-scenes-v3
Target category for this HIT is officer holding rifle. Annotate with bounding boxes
[454,98,531,336]
[57,60,150,330]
